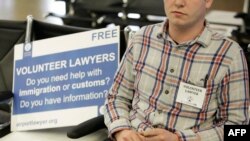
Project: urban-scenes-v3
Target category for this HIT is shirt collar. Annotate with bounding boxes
[196,22,213,48]
[157,19,213,48]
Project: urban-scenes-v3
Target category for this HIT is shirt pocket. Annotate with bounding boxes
[185,72,219,112]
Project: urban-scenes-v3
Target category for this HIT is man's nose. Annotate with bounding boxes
[174,0,185,8]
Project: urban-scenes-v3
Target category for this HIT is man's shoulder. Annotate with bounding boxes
[208,28,242,51]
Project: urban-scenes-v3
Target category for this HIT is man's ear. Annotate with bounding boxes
[205,0,214,9]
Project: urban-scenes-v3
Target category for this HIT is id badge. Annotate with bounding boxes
[176,82,206,109]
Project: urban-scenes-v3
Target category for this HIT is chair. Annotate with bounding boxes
[232,12,250,79]
[48,0,165,29]
[48,0,123,28]
[0,18,89,138]
[0,20,26,138]
[31,19,127,60]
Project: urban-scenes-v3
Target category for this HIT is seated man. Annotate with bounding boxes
[104,0,249,141]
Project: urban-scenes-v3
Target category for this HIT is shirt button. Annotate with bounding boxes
[157,33,162,39]
[153,125,158,128]
[170,68,174,73]
[165,89,169,94]
[158,110,163,114]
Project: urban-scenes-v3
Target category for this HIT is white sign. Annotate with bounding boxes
[11,26,120,131]
[176,82,206,109]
